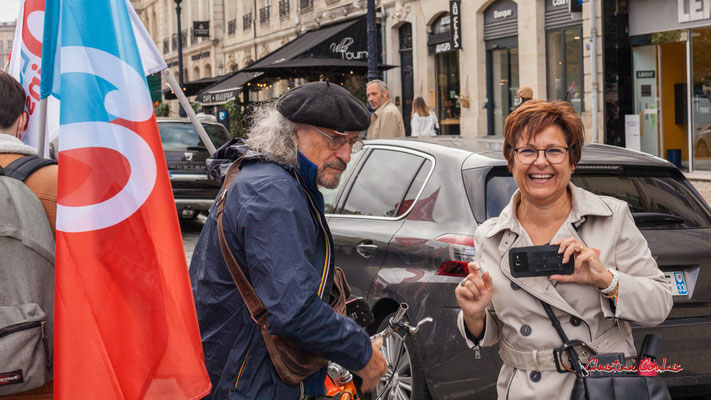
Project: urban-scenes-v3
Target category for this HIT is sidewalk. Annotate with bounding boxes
[687,173,711,205]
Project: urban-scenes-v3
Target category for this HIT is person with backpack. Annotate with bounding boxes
[0,71,58,234]
[0,70,57,398]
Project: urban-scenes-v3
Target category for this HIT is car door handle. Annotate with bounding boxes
[356,241,378,259]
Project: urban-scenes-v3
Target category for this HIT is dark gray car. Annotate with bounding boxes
[157,117,231,219]
[321,136,711,399]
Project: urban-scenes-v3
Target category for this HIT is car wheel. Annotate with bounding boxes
[364,313,431,400]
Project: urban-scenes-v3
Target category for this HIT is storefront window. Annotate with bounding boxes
[489,48,519,135]
[546,26,584,113]
[692,27,711,171]
[436,51,460,135]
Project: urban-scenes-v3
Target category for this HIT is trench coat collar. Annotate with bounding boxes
[484,182,614,319]
[373,100,393,118]
[485,182,613,239]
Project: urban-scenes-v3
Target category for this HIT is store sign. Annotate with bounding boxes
[450,1,462,50]
[199,90,239,105]
[190,51,210,61]
[193,21,210,37]
[494,9,513,19]
[434,42,452,54]
[329,37,368,60]
[678,0,711,23]
[637,70,656,79]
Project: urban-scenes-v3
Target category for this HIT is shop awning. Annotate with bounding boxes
[163,75,222,100]
[196,72,263,105]
[241,16,396,77]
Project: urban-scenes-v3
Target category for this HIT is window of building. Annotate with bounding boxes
[547,26,584,113]
[430,13,460,135]
[436,51,460,135]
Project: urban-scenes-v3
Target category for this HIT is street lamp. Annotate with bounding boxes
[366,0,380,81]
[174,0,186,117]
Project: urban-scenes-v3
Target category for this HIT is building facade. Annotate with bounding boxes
[135,0,711,176]
[134,0,368,110]
[0,21,16,71]
[622,0,711,173]
[378,0,600,141]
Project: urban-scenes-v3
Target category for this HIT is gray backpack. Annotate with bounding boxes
[0,156,55,395]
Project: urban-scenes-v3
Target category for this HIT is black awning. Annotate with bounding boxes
[163,75,222,100]
[196,72,263,105]
[241,16,396,78]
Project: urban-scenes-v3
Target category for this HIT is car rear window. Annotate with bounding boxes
[158,122,231,151]
[478,166,711,229]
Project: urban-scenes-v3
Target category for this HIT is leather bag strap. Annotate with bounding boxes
[216,160,268,326]
[215,159,335,327]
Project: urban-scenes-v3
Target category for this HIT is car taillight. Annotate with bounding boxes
[435,234,475,277]
[437,261,470,277]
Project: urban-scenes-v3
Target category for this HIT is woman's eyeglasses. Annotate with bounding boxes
[311,125,364,154]
[512,146,571,165]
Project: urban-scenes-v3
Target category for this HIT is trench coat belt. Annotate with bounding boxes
[497,321,632,371]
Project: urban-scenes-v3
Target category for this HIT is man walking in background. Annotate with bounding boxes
[366,79,405,139]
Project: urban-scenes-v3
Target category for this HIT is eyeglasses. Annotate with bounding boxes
[311,125,364,154]
[512,146,571,165]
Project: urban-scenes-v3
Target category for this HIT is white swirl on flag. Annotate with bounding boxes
[57,47,157,232]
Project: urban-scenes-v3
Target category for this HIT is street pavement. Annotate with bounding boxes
[690,179,711,206]
[181,214,205,266]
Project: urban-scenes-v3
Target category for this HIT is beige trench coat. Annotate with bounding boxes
[366,100,405,140]
[457,183,673,399]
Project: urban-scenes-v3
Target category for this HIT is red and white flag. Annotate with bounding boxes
[39,0,211,397]
[8,0,57,155]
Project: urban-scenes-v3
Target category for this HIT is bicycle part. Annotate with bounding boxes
[365,312,431,400]
[328,362,354,386]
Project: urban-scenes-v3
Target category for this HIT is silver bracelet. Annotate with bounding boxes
[600,268,619,294]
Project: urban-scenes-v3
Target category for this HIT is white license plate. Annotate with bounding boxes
[665,271,688,296]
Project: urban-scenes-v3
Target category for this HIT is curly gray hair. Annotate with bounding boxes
[244,103,299,167]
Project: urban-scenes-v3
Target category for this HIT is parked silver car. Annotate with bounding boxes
[322,136,711,399]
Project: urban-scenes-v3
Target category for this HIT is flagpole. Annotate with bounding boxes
[37,98,48,157]
[162,68,217,155]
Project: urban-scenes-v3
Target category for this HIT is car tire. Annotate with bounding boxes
[363,313,431,400]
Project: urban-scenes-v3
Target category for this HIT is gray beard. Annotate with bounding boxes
[317,170,342,189]
[317,159,347,189]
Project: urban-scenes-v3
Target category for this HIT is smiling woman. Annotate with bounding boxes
[455,100,673,399]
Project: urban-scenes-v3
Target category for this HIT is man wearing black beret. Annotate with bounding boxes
[190,80,387,399]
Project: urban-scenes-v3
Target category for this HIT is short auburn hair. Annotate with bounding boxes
[503,100,584,168]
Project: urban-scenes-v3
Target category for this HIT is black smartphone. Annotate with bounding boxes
[509,244,574,278]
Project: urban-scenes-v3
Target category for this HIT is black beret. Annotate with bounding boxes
[276,80,371,133]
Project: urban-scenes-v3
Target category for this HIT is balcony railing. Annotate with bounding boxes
[227,18,236,35]
[243,13,252,31]
[181,30,188,48]
[163,39,169,54]
[300,0,312,10]
[190,28,197,45]
[279,0,290,17]
[259,6,271,24]
[171,33,177,51]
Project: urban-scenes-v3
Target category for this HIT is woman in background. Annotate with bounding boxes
[410,97,439,137]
